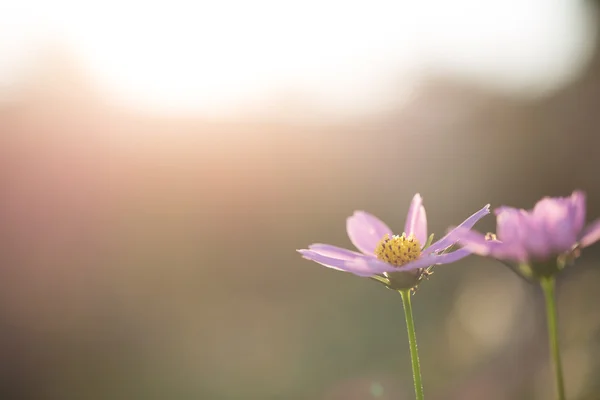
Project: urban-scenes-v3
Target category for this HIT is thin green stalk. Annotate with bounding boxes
[540,276,566,400]
[400,289,424,400]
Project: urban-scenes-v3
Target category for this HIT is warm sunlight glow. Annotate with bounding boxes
[0,0,596,116]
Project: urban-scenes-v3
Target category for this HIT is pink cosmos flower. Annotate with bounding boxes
[453,191,600,274]
[298,194,489,287]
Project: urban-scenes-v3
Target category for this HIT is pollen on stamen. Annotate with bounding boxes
[374,233,422,267]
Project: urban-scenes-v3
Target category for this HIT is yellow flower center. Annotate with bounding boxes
[374,233,422,267]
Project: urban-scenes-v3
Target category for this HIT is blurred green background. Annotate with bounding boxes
[2,1,600,399]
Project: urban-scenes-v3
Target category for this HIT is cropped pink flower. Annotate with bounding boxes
[454,191,600,264]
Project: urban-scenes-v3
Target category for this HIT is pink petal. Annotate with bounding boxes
[533,197,577,251]
[308,244,364,260]
[569,190,586,236]
[297,249,395,277]
[579,218,600,248]
[392,248,472,272]
[451,228,497,256]
[404,193,427,244]
[346,211,392,255]
[453,227,527,262]
[425,204,490,254]
[496,207,528,244]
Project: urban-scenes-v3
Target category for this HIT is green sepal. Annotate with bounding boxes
[509,246,580,282]
[422,233,435,250]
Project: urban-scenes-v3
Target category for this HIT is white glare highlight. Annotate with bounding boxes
[0,0,596,116]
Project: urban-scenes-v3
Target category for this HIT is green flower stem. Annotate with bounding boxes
[400,289,424,400]
[540,276,566,400]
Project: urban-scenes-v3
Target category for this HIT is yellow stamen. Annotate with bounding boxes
[374,233,422,267]
[485,232,497,241]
